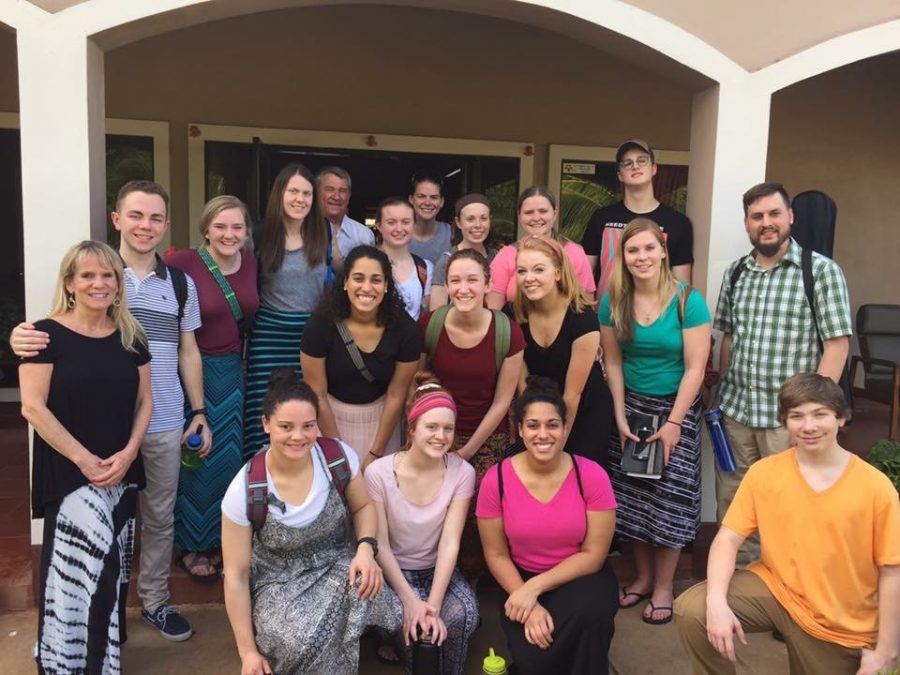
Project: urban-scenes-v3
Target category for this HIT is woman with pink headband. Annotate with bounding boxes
[365,372,479,672]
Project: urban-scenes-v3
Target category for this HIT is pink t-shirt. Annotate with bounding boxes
[489,241,597,302]
[365,452,476,570]
[475,455,616,573]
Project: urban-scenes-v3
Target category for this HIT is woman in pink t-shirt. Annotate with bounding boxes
[487,186,596,309]
[365,373,478,673]
[476,378,619,675]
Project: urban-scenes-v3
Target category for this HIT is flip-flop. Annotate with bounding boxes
[619,586,652,608]
[642,601,673,625]
[176,553,220,584]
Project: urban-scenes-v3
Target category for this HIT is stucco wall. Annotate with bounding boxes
[101,5,694,239]
[768,50,900,333]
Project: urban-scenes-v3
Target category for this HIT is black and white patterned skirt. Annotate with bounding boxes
[37,483,137,675]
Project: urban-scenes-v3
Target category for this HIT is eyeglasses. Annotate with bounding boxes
[619,155,652,170]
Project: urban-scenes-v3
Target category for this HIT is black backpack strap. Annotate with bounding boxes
[169,265,189,328]
[570,452,586,503]
[245,449,269,530]
[496,458,506,509]
[317,437,351,507]
[729,256,748,296]
[800,246,823,351]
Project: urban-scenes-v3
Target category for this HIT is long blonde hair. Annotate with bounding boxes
[608,218,679,342]
[51,240,147,352]
[512,235,595,323]
[198,194,252,248]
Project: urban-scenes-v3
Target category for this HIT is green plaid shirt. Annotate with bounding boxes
[714,239,851,428]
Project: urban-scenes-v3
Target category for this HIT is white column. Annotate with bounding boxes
[685,80,772,522]
[17,25,106,543]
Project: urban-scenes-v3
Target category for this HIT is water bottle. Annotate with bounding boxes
[180,424,204,471]
[482,647,508,675]
[704,409,736,473]
[411,628,442,675]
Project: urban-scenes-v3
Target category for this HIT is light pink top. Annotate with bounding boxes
[489,240,597,302]
[365,452,476,570]
[475,455,616,573]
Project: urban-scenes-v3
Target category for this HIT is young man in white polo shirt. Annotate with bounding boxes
[13,180,210,642]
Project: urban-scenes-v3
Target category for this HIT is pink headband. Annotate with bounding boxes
[407,391,457,426]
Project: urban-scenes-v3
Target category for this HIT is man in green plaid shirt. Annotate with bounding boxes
[713,182,851,562]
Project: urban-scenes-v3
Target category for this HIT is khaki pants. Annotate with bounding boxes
[674,571,861,675]
[715,417,789,564]
[137,427,183,613]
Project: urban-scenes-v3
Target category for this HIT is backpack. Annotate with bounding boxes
[728,248,853,411]
[424,304,512,371]
[168,265,188,327]
[411,253,428,293]
[245,437,351,530]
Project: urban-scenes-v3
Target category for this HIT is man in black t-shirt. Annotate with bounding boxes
[581,139,694,298]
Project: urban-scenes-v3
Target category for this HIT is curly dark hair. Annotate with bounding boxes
[513,375,567,426]
[312,245,408,327]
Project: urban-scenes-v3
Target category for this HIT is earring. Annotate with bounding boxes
[67,294,75,309]
[114,295,121,307]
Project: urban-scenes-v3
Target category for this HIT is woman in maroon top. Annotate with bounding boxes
[419,248,525,579]
[165,195,260,581]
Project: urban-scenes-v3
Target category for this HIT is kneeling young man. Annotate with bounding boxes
[675,373,899,675]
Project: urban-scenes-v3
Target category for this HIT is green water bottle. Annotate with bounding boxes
[482,647,507,675]
[180,424,204,471]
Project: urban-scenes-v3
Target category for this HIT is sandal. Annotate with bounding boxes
[642,601,673,625]
[176,552,220,584]
[619,585,651,609]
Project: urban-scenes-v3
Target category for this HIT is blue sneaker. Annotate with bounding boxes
[141,604,193,642]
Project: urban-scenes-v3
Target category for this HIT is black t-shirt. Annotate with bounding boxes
[25,319,151,516]
[581,201,694,294]
[521,309,600,395]
[301,314,422,404]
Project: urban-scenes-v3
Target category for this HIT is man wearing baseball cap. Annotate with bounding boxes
[581,139,694,298]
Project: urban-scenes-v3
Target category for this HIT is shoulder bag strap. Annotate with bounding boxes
[334,320,376,383]
[197,246,244,324]
[800,247,823,351]
[317,437,351,507]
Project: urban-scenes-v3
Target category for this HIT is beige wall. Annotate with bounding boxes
[102,5,694,241]
[768,50,900,337]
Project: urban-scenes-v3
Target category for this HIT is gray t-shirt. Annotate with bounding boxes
[431,245,499,286]
[259,247,326,313]
[409,221,452,266]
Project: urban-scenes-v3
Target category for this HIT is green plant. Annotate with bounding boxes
[0,297,24,365]
[867,439,900,492]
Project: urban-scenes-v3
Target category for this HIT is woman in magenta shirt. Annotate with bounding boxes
[477,378,619,675]
[365,373,478,673]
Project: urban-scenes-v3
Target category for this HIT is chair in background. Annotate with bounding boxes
[850,304,900,440]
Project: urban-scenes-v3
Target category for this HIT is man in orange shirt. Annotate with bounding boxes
[674,373,900,675]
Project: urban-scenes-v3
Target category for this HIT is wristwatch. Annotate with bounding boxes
[357,536,379,558]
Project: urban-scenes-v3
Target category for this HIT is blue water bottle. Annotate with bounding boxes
[704,409,736,473]
[180,424,204,471]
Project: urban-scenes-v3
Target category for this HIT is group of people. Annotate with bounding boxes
[14,136,898,675]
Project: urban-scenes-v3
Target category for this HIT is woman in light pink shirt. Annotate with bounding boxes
[476,377,619,675]
[365,373,478,673]
[487,186,596,309]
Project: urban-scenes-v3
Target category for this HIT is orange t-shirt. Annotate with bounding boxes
[723,448,900,649]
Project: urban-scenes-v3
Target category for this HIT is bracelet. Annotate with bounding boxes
[665,419,683,428]
[189,407,208,418]
[368,450,384,458]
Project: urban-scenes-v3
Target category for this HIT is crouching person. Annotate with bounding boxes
[675,373,900,675]
[221,369,399,675]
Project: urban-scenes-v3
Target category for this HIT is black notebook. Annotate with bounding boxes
[620,412,666,479]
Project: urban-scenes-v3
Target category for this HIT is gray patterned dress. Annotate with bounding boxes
[250,482,399,674]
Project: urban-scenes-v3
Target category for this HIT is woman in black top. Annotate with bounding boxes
[301,246,421,469]
[512,236,614,468]
[20,240,152,674]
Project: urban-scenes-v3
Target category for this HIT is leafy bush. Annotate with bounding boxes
[867,439,900,492]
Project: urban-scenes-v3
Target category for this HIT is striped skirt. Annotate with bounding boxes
[607,391,702,549]
[243,307,310,459]
[175,352,245,551]
[37,483,137,675]
[328,394,402,464]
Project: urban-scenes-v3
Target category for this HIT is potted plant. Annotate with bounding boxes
[867,439,900,493]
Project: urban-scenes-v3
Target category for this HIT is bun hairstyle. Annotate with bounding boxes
[511,235,595,323]
[262,368,319,418]
[404,372,458,447]
[513,375,567,427]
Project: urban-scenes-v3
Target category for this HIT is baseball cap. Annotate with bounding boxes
[616,139,655,164]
